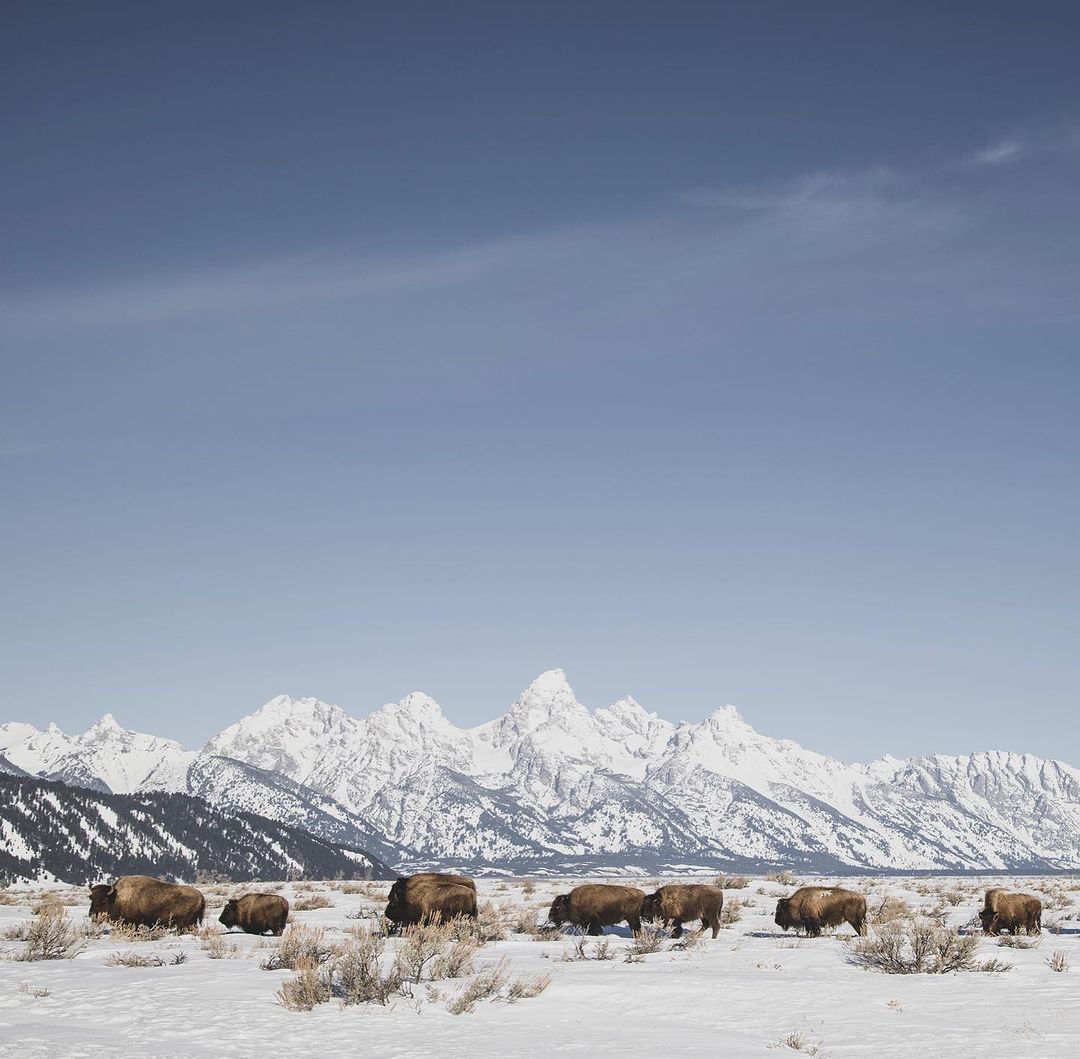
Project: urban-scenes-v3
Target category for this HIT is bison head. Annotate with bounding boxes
[979,908,996,934]
[641,892,663,923]
[548,894,571,927]
[88,883,116,921]
[383,879,408,926]
[774,898,794,932]
[219,899,240,930]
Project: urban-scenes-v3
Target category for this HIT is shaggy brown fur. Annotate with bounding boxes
[642,884,724,938]
[401,872,476,891]
[980,889,1042,935]
[774,886,866,937]
[548,884,646,936]
[88,875,205,930]
[384,874,478,930]
[219,893,289,936]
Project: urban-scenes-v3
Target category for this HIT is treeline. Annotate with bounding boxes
[0,772,393,886]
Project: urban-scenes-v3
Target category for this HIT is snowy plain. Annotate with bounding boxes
[0,874,1077,1059]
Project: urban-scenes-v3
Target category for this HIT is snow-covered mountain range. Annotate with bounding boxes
[3,669,1079,873]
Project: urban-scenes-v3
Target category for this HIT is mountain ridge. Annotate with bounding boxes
[3,669,1079,873]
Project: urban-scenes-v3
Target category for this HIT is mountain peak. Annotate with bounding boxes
[86,713,123,735]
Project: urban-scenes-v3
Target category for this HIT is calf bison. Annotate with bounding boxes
[548,884,645,936]
[775,886,867,937]
[384,873,477,930]
[219,893,289,936]
[642,884,724,938]
[88,875,205,930]
[979,888,1042,935]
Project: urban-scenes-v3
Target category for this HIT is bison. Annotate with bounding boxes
[219,893,289,936]
[774,886,866,937]
[88,875,205,930]
[384,873,478,930]
[642,884,724,938]
[979,888,1041,935]
[548,884,646,936]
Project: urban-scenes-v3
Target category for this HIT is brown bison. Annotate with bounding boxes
[88,875,205,930]
[979,888,1041,935]
[774,886,867,937]
[642,884,724,938]
[384,873,477,930]
[219,893,289,936]
[548,884,646,936]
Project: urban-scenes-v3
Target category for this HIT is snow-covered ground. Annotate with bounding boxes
[0,874,1077,1058]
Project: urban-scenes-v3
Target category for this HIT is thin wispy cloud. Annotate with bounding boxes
[971,139,1024,166]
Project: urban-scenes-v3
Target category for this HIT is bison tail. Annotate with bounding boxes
[197,896,206,926]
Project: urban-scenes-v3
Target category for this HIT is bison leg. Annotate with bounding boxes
[627,914,642,936]
[670,918,683,939]
[707,915,720,939]
[586,921,604,936]
[851,915,867,937]
[804,920,822,938]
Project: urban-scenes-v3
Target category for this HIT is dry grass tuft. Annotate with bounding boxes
[17,982,51,998]
[721,897,745,926]
[1048,950,1069,973]
[769,1029,821,1053]
[506,972,551,1001]
[291,894,334,912]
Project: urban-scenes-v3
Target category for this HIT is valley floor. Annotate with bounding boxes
[0,874,1077,1058]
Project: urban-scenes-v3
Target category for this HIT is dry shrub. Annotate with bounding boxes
[396,921,453,983]
[765,871,799,886]
[847,921,1010,975]
[332,933,405,1006]
[624,925,665,960]
[0,891,20,906]
[721,897,745,926]
[201,932,240,959]
[14,907,84,962]
[275,960,333,1011]
[260,924,335,971]
[291,895,334,912]
[873,898,914,925]
[430,939,479,980]
[446,958,510,1014]
[104,922,171,942]
[561,935,614,962]
[106,950,187,967]
[520,880,536,897]
[714,874,749,889]
[997,934,1040,950]
[448,904,507,944]
[17,982,51,998]
[1048,950,1069,972]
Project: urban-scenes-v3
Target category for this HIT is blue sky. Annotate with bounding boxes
[2,2,1079,761]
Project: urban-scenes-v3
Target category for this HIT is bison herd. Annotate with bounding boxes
[84,874,1045,944]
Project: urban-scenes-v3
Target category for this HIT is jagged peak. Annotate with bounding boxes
[85,713,123,735]
[396,692,443,715]
[512,669,585,716]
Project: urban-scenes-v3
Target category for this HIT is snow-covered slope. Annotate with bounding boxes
[5,670,1080,872]
[0,772,393,885]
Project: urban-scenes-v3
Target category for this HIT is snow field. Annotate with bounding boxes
[0,874,1077,1058]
